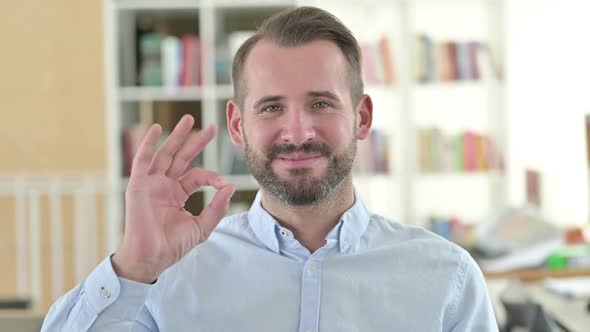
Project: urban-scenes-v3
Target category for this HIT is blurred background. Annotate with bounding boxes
[1,0,589,330]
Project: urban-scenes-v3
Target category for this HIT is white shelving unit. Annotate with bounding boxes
[104,0,507,249]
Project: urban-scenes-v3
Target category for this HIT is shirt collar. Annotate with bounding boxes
[247,189,372,254]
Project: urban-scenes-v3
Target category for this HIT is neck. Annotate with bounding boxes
[260,177,355,253]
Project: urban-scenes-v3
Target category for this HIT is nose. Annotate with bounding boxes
[280,108,317,145]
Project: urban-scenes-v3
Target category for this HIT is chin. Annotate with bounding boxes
[276,166,327,179]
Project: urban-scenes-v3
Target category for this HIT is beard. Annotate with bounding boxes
[245,138,356,206]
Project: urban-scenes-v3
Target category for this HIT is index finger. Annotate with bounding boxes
[166,124,218,178]
[130,123,163,177]
[148,114,196,174]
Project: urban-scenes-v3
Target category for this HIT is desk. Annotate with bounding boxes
[485,268,590,282]
[487,278,590,332]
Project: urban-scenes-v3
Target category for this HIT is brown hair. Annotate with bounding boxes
[231,6,363,109]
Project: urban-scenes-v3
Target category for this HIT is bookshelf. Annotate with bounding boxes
[104,0,507,252]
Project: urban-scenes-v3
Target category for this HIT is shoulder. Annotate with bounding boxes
[362,213,474,273]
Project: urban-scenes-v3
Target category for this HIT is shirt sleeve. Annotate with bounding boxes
[445,250,499,332]
[41,255,159,332]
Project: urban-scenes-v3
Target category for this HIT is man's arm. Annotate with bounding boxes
[42,115,234,330]
[445,250,499,332]
[41,256,157,332]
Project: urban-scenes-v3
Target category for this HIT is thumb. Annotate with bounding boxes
[195,184,236,241]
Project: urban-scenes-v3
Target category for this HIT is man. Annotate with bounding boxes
[42,7,497,331]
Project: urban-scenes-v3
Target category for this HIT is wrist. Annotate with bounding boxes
[111,252,160,284]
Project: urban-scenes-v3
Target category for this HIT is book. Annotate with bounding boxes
[526,169,541,207]
[378,35,396,86]
[360,43,379,85]
[463,131,478,172]
[354,129,391,173]
[429,127,443,172]
[162,36,182,88]
[456,42,470,80]
[180,34,201,86]
[371,129,390,173]
[435,42,452,82]
[413,35,426,82]
[422,35,436,82]
[475,133,488,170]
[446,42,459,81]
[139,33,164,86]
[418,128,432,172]
[467,41,481,80]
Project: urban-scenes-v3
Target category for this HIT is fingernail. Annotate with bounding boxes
[214,177,225,187]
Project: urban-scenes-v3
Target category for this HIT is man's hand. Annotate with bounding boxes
[112,115,236,283]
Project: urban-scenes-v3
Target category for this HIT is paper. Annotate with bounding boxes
[544,277,590,299]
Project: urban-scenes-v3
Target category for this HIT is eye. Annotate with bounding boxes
[312,101,331,109]
[262,105,282,113]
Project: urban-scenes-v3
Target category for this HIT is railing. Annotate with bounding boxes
[0,173,124,312]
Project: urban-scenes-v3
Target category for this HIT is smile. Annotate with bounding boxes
[276,153,324,167]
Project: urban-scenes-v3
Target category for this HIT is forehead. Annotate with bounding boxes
[242,39,349,107]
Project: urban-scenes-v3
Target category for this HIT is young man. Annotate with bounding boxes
[42,7,497,331]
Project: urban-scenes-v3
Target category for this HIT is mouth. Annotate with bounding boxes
[275,153,324,167]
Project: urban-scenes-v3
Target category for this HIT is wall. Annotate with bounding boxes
[0,0,106,312]
[506,0,590,225]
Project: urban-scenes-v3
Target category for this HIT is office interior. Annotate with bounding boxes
[1,0,589,331]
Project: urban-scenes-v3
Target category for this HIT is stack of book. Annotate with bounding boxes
[360,35,396,86]
[138,33,202,87]
[417,127,504,173]
[354,129,391,174]
[414,34,501,83]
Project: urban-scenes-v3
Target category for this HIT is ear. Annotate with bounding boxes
[355,94,373,140]
[226,99,245,147]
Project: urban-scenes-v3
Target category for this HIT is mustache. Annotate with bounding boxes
[267,141,332,160]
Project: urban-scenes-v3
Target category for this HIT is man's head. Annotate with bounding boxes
[226,7,373,206]
[232,6,364,108]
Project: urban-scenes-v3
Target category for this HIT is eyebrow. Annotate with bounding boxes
[307,91,341,102]
[252,91,341,109]
[253,95,284,109]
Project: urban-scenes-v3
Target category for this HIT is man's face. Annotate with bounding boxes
[227,39,371,205]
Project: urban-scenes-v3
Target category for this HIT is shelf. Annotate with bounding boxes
[414,79,503,89]
[417,171,503,179]
[113,0,201,10]
[213,0,295,9]
[119,86,204,102]
[213,85,234,100]
[118,85,235,102]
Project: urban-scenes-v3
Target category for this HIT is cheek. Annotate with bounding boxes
[321,118,353,144]
[244,121,276,149]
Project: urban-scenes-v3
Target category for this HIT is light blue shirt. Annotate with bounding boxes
[41,191,497,331]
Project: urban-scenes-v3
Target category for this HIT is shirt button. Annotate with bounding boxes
[100,287,111,299]
[341,241,349,249]
[308,260,317,271]
[306,329,313,332]
[279,229,288,237]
